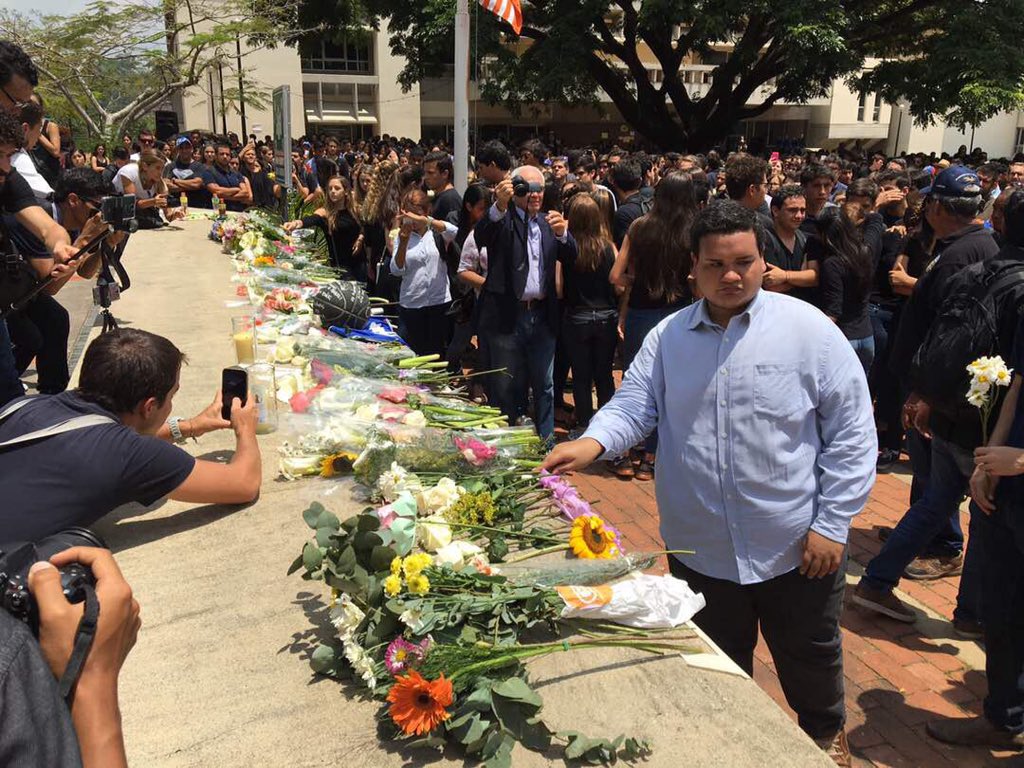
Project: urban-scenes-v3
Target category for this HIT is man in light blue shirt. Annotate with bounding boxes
[542,201,875,767]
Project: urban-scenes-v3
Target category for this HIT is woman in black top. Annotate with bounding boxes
[284,174,365,282]
[239,144,279,210]
[90,143,109,173]
[817,203,875,374]
[561,194,621,432]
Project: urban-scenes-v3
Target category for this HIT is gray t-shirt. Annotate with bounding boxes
[0,612,82,767]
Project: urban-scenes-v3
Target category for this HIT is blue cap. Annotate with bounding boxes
[176,136,192,147]
[922,165,982,197]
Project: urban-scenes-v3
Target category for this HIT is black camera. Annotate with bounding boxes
[511,175,544,197]
[0,527,104,634]
[100,194,139,234]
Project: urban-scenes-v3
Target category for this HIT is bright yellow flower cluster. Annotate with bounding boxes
[384,554,433,597]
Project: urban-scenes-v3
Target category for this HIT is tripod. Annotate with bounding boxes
[94,239,130,334]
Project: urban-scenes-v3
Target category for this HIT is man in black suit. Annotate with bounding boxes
[473,166,577,440]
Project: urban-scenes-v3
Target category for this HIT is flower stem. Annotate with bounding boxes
[503,544,571,564]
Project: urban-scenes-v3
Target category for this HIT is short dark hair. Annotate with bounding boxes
[877,170,912,189]
[724,154,768,200]
[17,99,41,128]
[608,160,641,192]
[77,329,186,414]
[0,41,38,88]
[770,184,806,209]
[111,147,130,162]
[1003,189,1024,247]
[800,163,835,186]
[845,177,879,202]
[423,150,452,180]
[520,139,547,160]
[691,200,766,256]
[52,167,113,203]
[0,108,22,148]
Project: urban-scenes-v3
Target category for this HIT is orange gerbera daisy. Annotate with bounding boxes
[386,670,454,736]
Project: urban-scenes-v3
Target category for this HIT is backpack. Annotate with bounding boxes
[638,191,653,215]
[909,259,1024,415]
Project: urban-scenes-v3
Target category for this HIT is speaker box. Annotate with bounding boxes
[154,110,180,141]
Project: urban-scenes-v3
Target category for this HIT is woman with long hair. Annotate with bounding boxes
[562,194,620,433]
[239,143,279,210]
[608,171,698,480]
[362,160,401,299]
[90,143,109,173]
[589,186,616,242]
[816,202,875,372]
[446,184,493,376]
[284,175,365,281]
[69,149,87,169]
[350,164,374,223]
[390,188,457,356]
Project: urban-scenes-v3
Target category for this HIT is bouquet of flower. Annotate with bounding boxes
[966,355,1013,442]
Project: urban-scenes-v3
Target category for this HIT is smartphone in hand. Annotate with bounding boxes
[221,366,248,421]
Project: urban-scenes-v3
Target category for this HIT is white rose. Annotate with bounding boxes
[416,477,465,516]
[434,540,483,571]
[330,593,365,639]
[402,410,428,428]
[417,514,453,552]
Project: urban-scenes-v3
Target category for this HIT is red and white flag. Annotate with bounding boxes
[479,0,523,34]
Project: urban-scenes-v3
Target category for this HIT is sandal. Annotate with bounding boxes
[610,456,634,479]
[634,456,655,482]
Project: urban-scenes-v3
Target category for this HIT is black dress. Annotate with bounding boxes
[301,210,365,281]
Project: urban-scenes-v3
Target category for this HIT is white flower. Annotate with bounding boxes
[416,514,453,552]
[402,410,428,428]
[342,639,377,690]
[434,540,483,570]
[399,606,428,634]
[279,455,322,479]
[416,477,465,516]
[378,463,422,502]
[329,593,365,640]
[354,403,380,421]
[467,553,495,576]
[966,388,988,408]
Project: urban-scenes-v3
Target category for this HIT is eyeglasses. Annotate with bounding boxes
[140,138,154,145]
[0,83,27,110]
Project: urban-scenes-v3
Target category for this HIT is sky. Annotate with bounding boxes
[1,0,91,14]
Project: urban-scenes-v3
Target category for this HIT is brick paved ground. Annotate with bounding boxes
[558,421,1023,767]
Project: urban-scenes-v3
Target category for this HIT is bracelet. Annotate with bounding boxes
[167,417,197,444]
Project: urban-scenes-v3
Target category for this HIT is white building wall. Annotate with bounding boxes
[374,19,421,138]
[941,111,1022,157]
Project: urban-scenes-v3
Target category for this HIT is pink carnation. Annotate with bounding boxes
[453,436,498,466]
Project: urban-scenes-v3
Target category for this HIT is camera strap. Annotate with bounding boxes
[57,582,99,705]
[0,398,114,449]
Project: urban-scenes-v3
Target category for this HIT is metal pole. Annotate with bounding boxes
[236,34,247,138]
[454,0,470,194]
[217,60,228,135]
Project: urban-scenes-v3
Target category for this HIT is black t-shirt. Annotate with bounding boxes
[998,315,1024,530]
[302,211,362,272]
[0,392,195,543]
[431,188,462,223]
[870,228,907,308]
[163,160,210,209]
[560,243,618,311]
[0,612,82,767]
[1,169,39,216]
[818,255,872,340]
[244,166,276,210]
[201,165,247,212]
[613,192,645,248]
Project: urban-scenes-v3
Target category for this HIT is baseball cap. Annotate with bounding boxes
[176,136,192,147]
[921,165,982,197]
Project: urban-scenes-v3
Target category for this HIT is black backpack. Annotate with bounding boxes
[909,259,1024,414]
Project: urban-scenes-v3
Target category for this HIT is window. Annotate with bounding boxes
[857,91,867,122]
[1015,127,1024,155]
[872,92,882,122]
[300,35,372,74]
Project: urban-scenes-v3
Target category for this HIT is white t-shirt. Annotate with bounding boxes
[12,149,52,204]
[113,163,156,200]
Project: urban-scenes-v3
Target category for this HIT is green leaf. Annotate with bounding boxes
[309,643,337,674]
[353,530,383,552]
[330,545,358,576]
[302,541,323,572]
[369,544,397,573]
[356,514,381,532]
[315,508,341,531]
[302,502,326,529]
[491,677,542,707]
[315,527,334,549]
[286,553,304,575]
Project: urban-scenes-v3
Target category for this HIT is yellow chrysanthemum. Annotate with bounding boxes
[402,553,433,578]
[407,573,430,596]
[390,557,403,576]
[320,451,359,478]
[569,515,620,559]
[383,574,403,597]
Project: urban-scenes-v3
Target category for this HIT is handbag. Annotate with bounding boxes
[0,240,42,317]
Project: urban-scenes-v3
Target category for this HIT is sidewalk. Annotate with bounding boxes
[566,444,1019,768]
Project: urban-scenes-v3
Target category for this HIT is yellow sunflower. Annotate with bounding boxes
[320,451,359,478]
[569,514,621,559]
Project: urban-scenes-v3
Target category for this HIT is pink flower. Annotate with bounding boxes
[384,637,430,675]
[539,470,577,501]
[453,436,498,467]
[309,359,335,386]
[378,387,411,404]
[379,404,411,420]
[289,384,324,414]
[558,491,593,521]
[376,504,397,528]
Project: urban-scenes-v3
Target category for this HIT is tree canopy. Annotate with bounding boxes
[297,0,1024,151]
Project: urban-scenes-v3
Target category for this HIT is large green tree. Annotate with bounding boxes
[295,0,1024,151]
[0,0,309,141]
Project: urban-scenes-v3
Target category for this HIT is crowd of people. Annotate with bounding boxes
[1,35,1023,768]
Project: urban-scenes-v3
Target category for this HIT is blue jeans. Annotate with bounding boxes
[0,319,24,406]
[862,435,981,622]
[848,335,874,377]
[623,305,678,454]
[975,508,1024,732]
[486,305,556,440]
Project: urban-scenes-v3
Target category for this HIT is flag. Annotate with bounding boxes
[479,0,523,34]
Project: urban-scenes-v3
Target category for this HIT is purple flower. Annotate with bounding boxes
[384,636,430,675]
[558,491,593,521]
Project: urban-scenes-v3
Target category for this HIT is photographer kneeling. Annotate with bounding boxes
[0,328,261,543]
[1,546,140,767]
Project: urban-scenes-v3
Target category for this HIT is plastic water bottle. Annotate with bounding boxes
[179,192,188,216]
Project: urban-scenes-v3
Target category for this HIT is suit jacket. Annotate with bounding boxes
[472,205,577,334]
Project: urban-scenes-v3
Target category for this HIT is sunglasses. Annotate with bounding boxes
[0,84,27,109]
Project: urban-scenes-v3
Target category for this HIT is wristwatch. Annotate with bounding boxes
[167,417,191,444]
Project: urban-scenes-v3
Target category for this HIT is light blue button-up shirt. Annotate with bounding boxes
[585,290,877,584]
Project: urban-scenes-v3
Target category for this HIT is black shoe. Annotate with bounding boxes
[926,716,1024,749]
[877,448,901,472]
[952,617,984,640]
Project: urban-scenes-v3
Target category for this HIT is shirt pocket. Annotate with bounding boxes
[754,363,806,419]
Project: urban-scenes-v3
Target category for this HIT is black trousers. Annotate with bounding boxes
[398,303,451,358]
[562,309,618,428]
[669,556,846,740]
[7,293,70,394]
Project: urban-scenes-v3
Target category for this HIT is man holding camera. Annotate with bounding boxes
[473,165,577,441]
[0,328,262,544]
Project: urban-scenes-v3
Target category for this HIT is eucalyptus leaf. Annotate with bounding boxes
[491,677,542,708]
[302,541,323,572]
[357,514,381,532]
[369,544,397,573]
[286,553,304,575]
[315,527,334,549]
[302,501,326,529]
[353,530,383,552]
[309,643,337,674]
[315,509,341,531]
